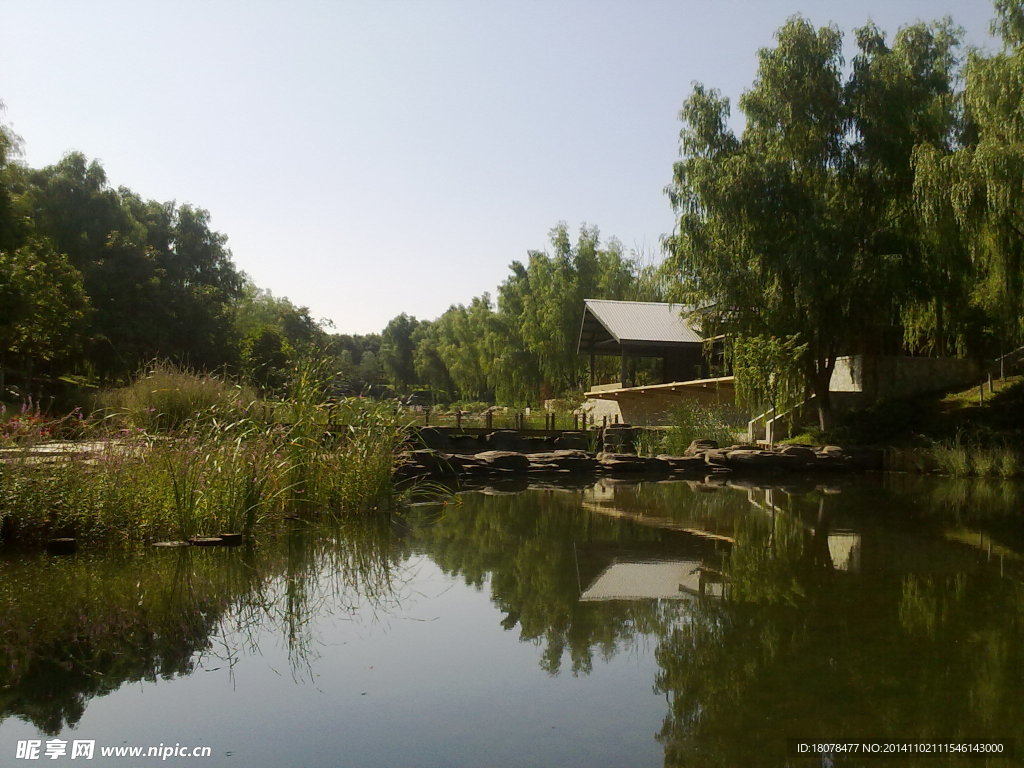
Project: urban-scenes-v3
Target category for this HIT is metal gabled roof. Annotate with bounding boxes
[577,299,704,354]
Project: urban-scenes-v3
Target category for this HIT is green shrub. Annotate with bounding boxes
[997,449,1021,478]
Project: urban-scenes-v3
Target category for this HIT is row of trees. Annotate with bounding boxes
[665,1,1024,428]
[0,127,385,398]
[378,223,665,405]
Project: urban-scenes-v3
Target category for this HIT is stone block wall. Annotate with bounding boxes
[830,355,979,400]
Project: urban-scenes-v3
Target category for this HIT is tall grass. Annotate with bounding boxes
[930,437,973,478]
[0,356,412,547]
[99,361,260,432]
[894,435,1023,479]
[637,401,739,456]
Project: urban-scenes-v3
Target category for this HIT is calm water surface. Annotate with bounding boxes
[1,475,1022,767]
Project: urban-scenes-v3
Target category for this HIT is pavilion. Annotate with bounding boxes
[576,299,735,425]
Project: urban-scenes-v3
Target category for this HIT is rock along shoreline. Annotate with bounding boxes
[394,427,883,483]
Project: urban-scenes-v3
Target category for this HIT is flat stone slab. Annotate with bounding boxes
[657,455,708,472]
[475,450,532,471]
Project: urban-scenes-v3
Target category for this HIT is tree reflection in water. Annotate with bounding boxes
[0,517,407,735]
[650,480,1024,767]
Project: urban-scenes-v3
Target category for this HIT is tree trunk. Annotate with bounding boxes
[815,389,833,432]
[807,357,835,432]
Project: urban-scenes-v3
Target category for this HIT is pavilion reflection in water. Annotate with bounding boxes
[580,559,726,601]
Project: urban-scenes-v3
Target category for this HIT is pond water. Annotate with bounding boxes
[1,474,1022,767]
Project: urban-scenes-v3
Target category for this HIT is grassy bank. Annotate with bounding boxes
[0,363,410,547]
[783,376,1024,478]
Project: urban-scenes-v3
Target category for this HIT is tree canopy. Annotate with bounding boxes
[388,222,659,405]
[662,10,1019,428]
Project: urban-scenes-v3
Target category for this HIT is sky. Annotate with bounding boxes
[1,0,1001,335]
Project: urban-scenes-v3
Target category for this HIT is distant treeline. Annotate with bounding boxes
[376,223,664,405]
[0,124,655,405]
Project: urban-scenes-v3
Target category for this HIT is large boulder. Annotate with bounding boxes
[520,436,557,453]
[596,452,649,473]
[596,452,669,474]
[452,454,493,475]
[778,445,817,467]
[414,427,452,451]
[657,455,709,473]
[475,450,531,472]
[484,430,529,452]
[525,450,597,473]
[703,448,732,467]
[724,449,800,472]
[553,431,591,451]
[449,434,487,453]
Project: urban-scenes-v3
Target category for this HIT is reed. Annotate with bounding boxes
[930,439,972,477]
[0,356,410,548]
[926,438,1021,478]
[637,401,739,456]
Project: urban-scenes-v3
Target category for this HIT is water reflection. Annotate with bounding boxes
[0,518,407,735]
[1,475,1022,767]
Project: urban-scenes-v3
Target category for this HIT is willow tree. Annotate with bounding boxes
[847,20,967,356]
[666,16,964,429]
[916,1,1024,357]
[666,18,857,430]
[380,313,421,393]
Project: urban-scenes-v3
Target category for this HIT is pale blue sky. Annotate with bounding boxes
[1,0,999,334]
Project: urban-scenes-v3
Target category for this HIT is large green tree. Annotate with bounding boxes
[0,240,89,392]
[915,1,1024,358]
[396,222,652,405]
[24,154,243,380]
[379,313,420,393]
[665,16,964,428]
